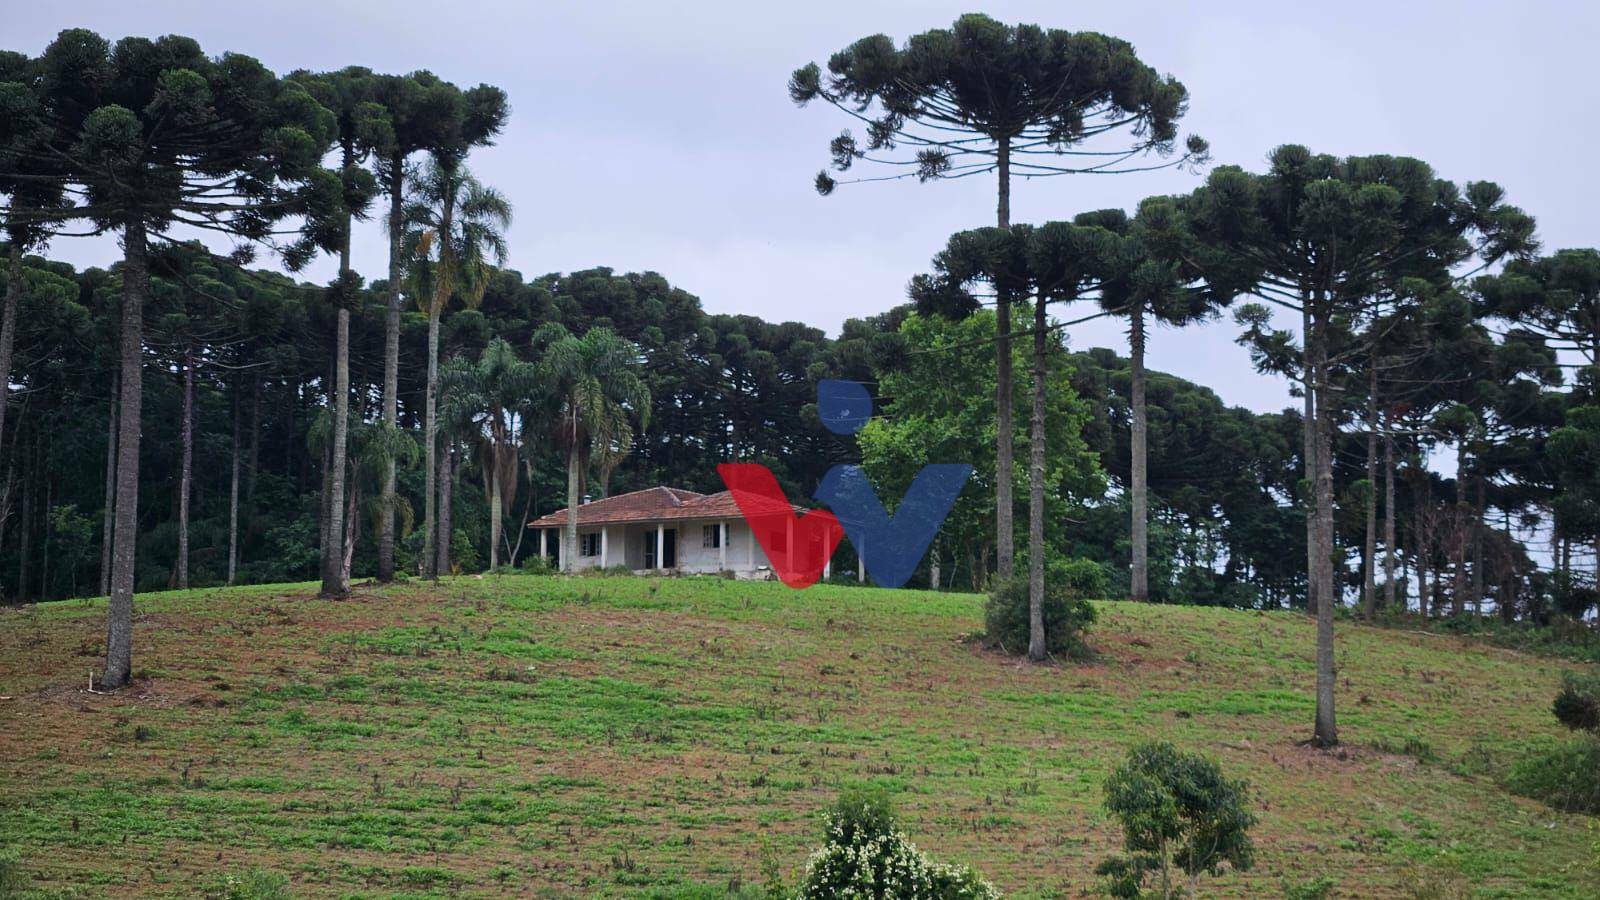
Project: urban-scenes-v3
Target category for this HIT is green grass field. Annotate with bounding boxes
[0,575,1594,897]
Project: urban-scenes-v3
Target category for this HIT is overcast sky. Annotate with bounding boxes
[10,1,1597,414]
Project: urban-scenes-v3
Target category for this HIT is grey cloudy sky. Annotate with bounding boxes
[9,1,1597,414]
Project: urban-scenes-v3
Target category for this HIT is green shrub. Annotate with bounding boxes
[797,789,1000,899]
[520,555,555,576]
[1553,669,1600,732]
[983,557,1102,659]
[1506,735,1600,814]
[1097,742,1256,899]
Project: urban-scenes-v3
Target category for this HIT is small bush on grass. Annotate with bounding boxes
[798,789,1000,899]
[1097,742,1256,899]
[520,555,555,575]
[983,558,1102,660]
[1553,669,1600,732]
[1506,734,1600,814]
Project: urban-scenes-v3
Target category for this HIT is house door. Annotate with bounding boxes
[644,528,678,569]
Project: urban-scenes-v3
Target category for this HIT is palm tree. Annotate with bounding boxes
[403,159,511,577]
[533,323,650,572]
[441,338,540,572]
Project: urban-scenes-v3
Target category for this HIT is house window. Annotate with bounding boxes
[703,524,721,549]
[580,533,601,557]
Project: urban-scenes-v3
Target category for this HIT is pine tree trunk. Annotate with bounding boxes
[1416,486,1432,617]
[994,135,1015,584]
[1310,308,1338,747]
[422,309,440,577]
[1129,305,1149,602]
[105,218,148,690]
[436,441,453,576]
[1361,367,1378,619]
[321,207,353,598]
[1027,296,1048,662]
[378,164,404,583]
[228,380,241,586]
[1472,477,1486,617]
[1382,428,1397,611]
[0,245,22,467]
[100,369,118,598]
[177,348,194,590]
[1451,442,1467,617]
[1302,305,1319,616]
[565,445,581,573]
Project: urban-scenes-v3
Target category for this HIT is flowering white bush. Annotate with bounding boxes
[797,792,1000,899]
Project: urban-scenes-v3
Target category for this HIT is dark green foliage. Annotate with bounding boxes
[1098,742,1256,899]
[1553,670,1600,732]
[1506,735,1600,814]
[983,558,1102,659]
[791,14,1205,191]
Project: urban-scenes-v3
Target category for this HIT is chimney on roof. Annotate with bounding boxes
[582,494,592,505]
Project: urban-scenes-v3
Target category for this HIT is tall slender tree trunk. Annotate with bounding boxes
[321,303,350,598]
[105,218,149,690]
[1302,305,1319,616]
[1361,366,1378,619]
[1027,297,1048,661]
[489,460,502,572]
[1472,477,1486,617]
[1451,442,1467,617]
[378,163,404,582]
[228,379,241,586]
[176,348,194,590]
[1129,305,1149,602]
[1382,428,1397,611]
[0,245,22,467]
[994,135,1015,584]
[1309,309,1338,747]
[321,204,353,598]
[564,445,581,573]
[422,309,441,577]
[1417,484,1432,616]
[100,369,118,597]
[436,441,454,576]
[341,458,359,587]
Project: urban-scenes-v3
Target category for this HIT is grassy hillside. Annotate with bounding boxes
[0,576,1593,897]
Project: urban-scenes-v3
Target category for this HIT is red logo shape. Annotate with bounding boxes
[717,463,843,588]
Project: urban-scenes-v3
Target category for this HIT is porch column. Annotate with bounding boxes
[656,526,666,572]
[857,533,866,583]
[786,517,795,568]
[600,525,609,568]
[538,528,546,562]
[719,521,728,571]
[748,521,756,568]
[557,529,565,572]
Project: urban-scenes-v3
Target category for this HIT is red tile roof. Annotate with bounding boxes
[528,485,804,528]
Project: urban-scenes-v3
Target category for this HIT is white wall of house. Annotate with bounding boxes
[547,518,801,577]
